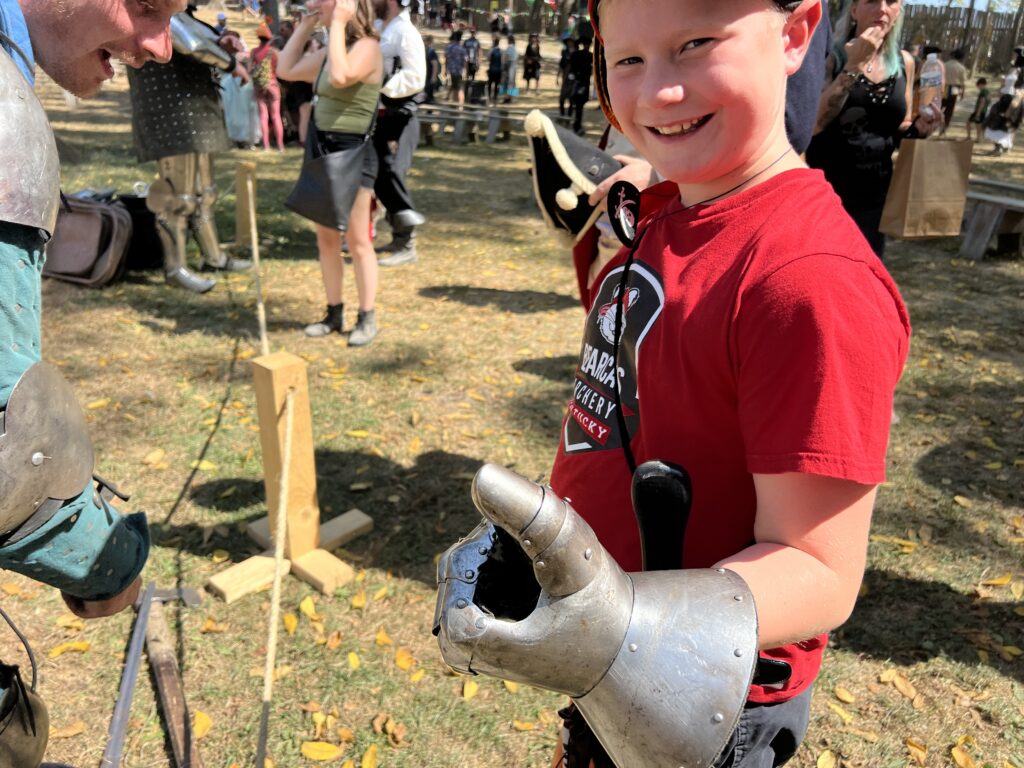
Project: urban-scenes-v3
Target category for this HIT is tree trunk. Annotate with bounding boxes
[527,0,543,33]
[970,3,993,77]
[961,0,976,53]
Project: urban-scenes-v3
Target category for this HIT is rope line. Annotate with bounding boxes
[245,169,271,357]
[254,387,296,767]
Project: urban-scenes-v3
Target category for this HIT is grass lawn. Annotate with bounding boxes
[5,10,1022,767]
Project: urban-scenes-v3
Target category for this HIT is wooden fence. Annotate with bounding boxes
[901,5,1020,74]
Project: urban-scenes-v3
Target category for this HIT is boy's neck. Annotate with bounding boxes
[676,136,806,208]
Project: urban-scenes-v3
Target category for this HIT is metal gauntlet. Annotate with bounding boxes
[435,464,758,768]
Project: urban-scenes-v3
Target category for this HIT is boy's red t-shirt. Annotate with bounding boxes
[549,168,911,704]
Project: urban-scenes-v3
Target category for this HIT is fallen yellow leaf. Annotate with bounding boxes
[283,613,298,636]
[300,741,344,761]
[346,429,370,439]
[86,398,110,410]
[192,710,212,740]
[49,721,86,739]
[142,448,166,466]
[361,743,378,768]
[463,678,479,700]
[953,495,973,508]
[826,702,853,724]
[191,459,217,471]
[892,673,918,700]
[503,680,520,694]
[512,720,536,732]
[55,613,85,631]
[981,573,1013,586]
[395,647,415,671]
[200,617,227,634]
[951,745,977,768]
[373,586,388,601]
[834,686,855,703]
[299,595,321,621]
[375,627,393,646]
[351,590,367,609]
[211,549,230,564]
[409,669,426,683]
[1011,580,1024,600]
[816,750,837,768]
[879,669,897,683]
[348,652,361,670]
[338,726,356,742]
[1,583,22,596]
[906,737,927,766]
[48,641,90,658]
[844,727,879,743]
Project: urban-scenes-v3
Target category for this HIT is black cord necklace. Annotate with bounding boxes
[682,147,795,209]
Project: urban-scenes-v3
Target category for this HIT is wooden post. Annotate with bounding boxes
[235,161,256,251]
[252,352,320,559]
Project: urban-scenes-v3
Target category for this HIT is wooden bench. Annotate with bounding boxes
[960,178,1024,259]
[417,104,568,146]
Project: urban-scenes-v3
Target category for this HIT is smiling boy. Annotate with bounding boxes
[434,0,910,765]
[545,0,911,764]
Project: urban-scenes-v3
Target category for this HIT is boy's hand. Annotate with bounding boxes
[61,576,142,619]
[588,156,655,206]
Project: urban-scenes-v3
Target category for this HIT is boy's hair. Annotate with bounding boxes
[589,0,799,131]
[978,77,987,86]
[832,0,904,79]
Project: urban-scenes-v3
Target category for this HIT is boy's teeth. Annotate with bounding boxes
[655,118,702,135]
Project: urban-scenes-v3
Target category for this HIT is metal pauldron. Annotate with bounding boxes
[0,49,60,235]
[0,363,95,538]
[171,13,233,71]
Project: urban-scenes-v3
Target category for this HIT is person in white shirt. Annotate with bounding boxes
[373,0,427,265]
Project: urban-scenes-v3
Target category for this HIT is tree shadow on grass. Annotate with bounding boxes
[512,354,577,383]
[174,449,487,586]
[833,568,1024,684]
[419,285,577,313]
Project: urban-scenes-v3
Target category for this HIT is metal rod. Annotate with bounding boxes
[100,581,156,767]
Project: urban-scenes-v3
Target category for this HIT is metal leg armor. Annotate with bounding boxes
[189,153,251,272]
[149,154,215,293]
[435,464,759,768]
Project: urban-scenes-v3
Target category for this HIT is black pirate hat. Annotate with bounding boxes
[525,110,622,244]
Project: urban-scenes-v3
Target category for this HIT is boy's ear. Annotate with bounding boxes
[781,0,823,76]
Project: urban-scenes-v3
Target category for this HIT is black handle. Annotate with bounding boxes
[630,460,692,571]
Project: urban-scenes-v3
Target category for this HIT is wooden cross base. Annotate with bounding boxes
[206,509,373,604]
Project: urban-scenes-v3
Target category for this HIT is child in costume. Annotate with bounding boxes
[435,1,910,766]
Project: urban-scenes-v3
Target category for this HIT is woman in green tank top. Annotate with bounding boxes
[279,0,384,346]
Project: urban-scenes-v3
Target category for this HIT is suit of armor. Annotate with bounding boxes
[0,19,149,765]
[127,11,251,293]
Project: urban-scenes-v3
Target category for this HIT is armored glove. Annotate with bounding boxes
[435,463,758,768]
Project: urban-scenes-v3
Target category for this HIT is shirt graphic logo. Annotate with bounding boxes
[564,262,664,454]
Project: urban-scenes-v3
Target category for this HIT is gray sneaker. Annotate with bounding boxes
[348,309,377,347]
[377,245,417,267]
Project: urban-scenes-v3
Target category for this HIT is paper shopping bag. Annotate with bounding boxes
[879,138,973,238]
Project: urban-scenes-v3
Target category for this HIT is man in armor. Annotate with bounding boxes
[0,0,182,762]
[127,8,253,293]
[373,0,427,267]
